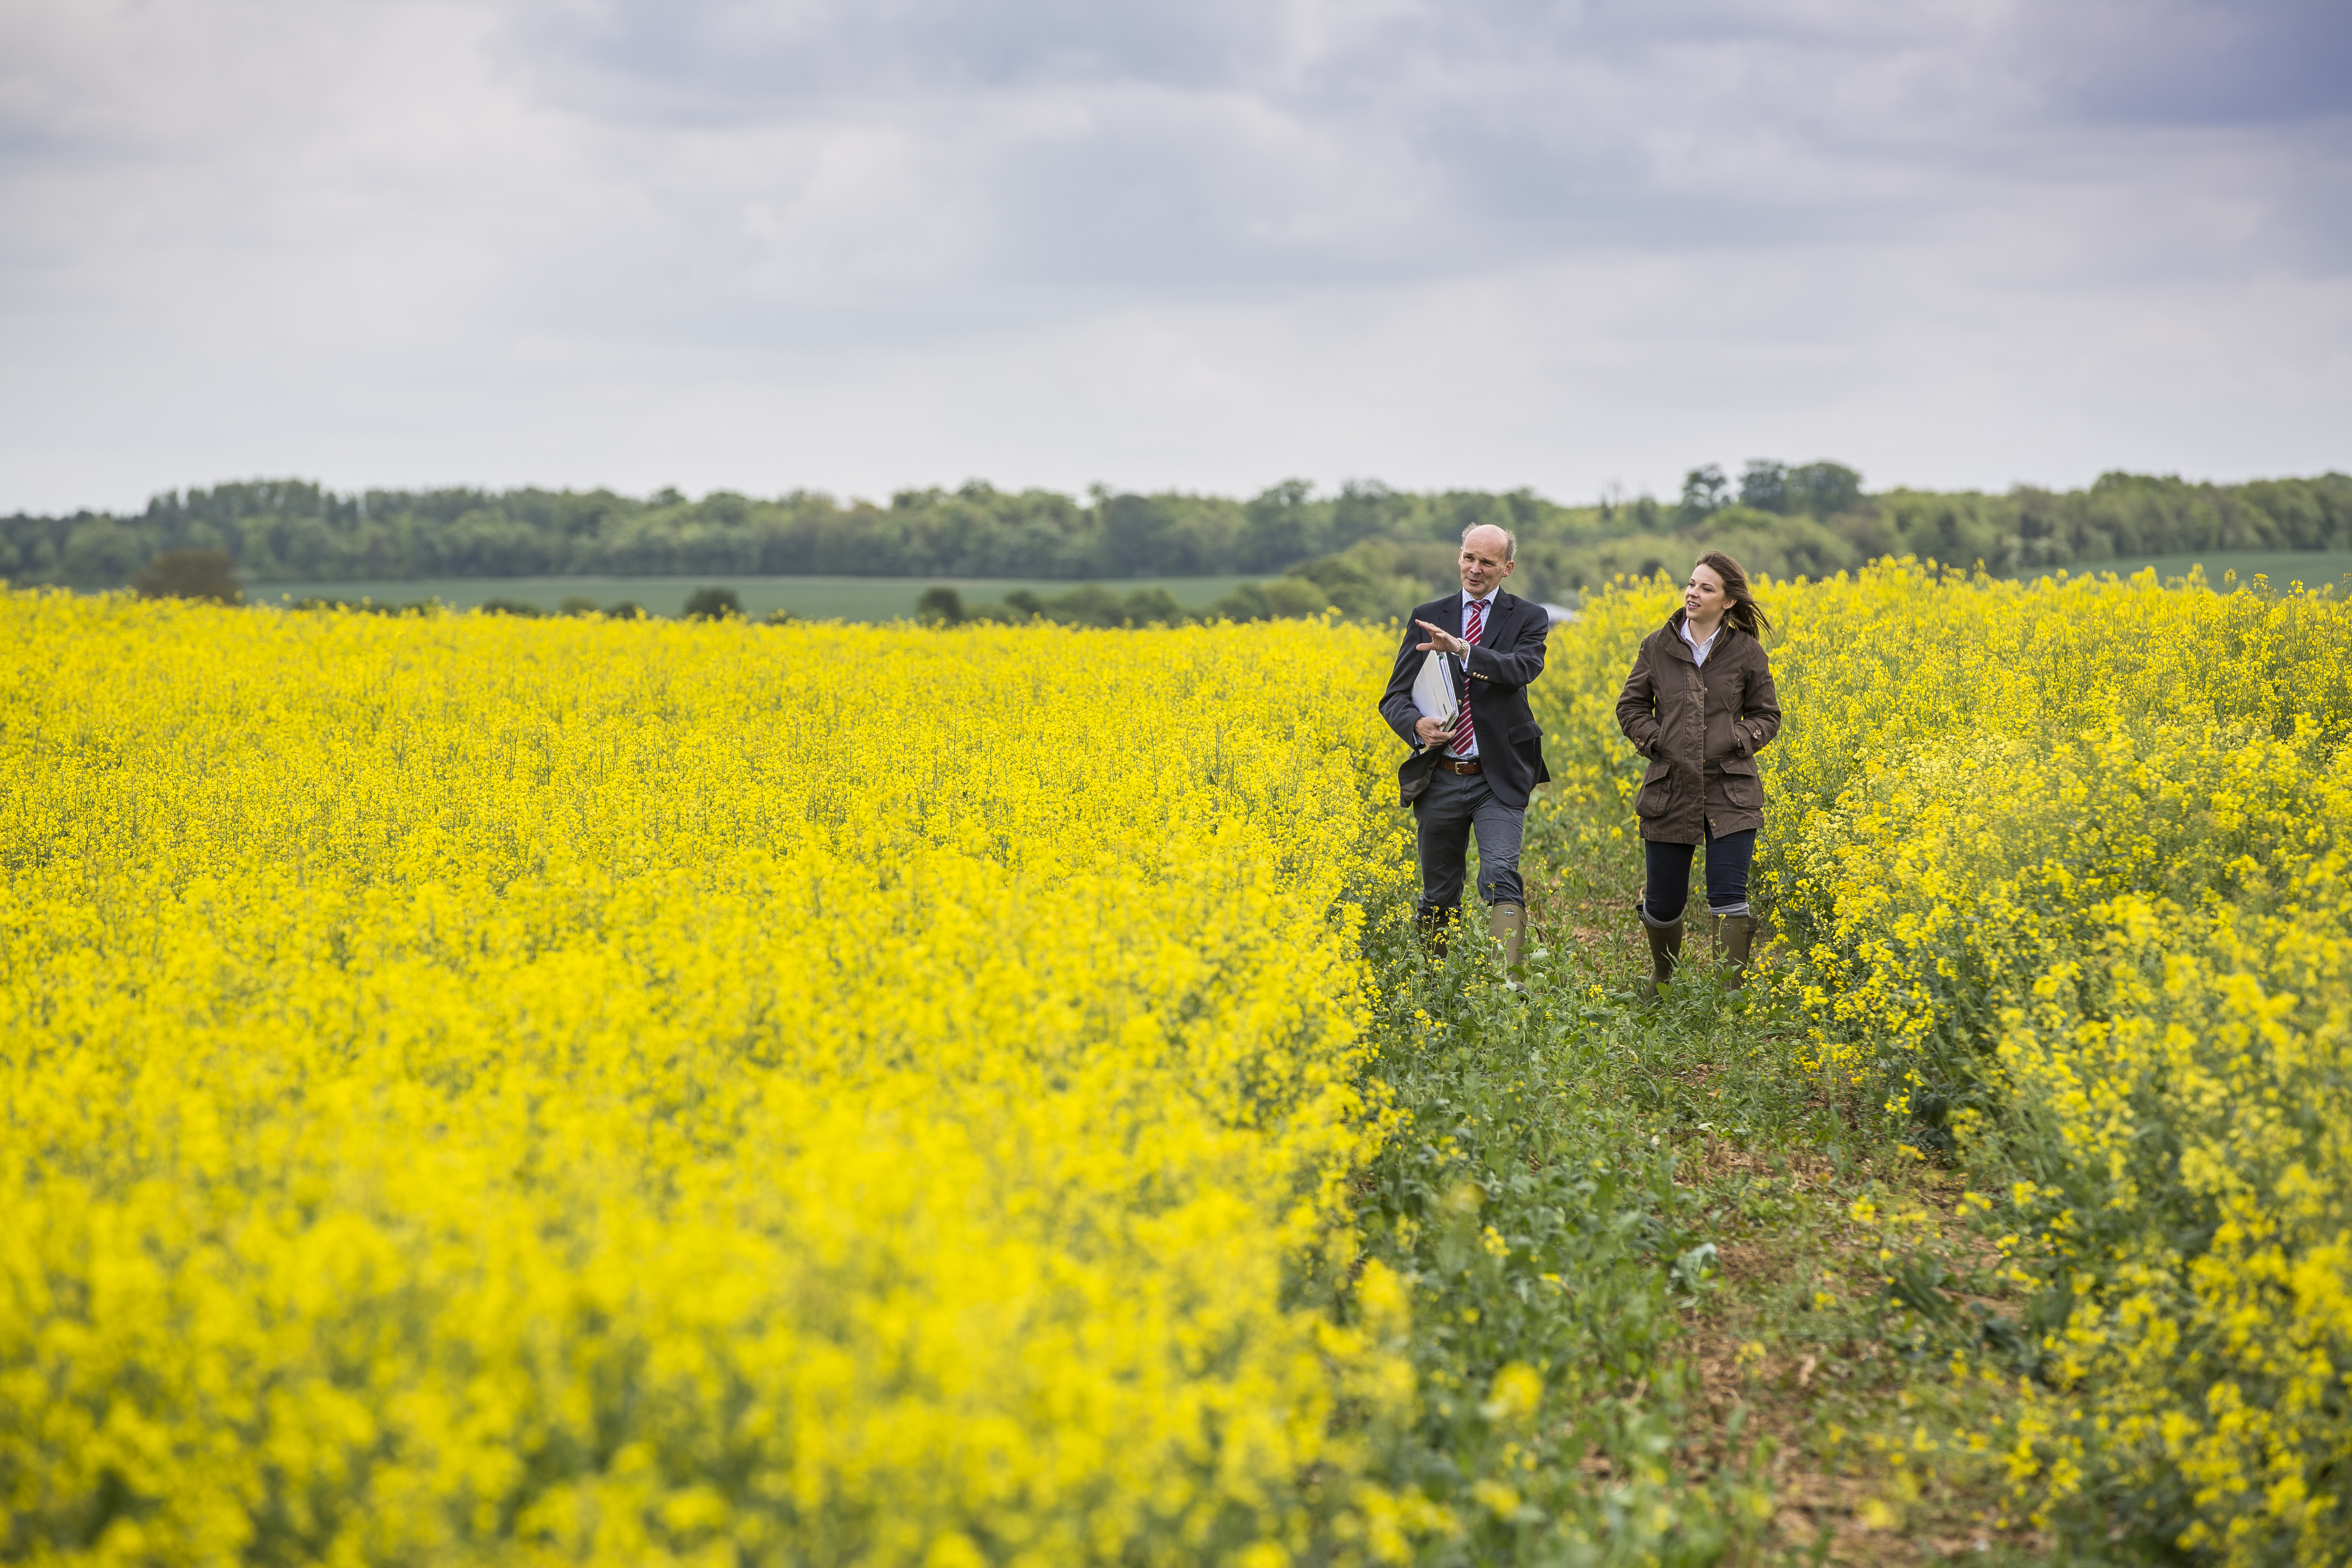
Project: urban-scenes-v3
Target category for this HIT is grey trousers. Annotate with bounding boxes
[1413,765,1524,917]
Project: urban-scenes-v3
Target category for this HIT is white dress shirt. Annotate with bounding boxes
[1448,588,1498,758]
[1678,616,1722,667]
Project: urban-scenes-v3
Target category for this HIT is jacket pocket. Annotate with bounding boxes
[1509,719,1542,743]
[1717,756,1760,808]
[1636,759,1671,817]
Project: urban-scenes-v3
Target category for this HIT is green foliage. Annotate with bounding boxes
[286,596,442,616]
[1678,465,1732,525]
[1739,572,2352,1557]
[1352,911,1776,1564]
[914,586,966,625]
[2,479,1269,586]
[681,585,742,620]
[18,471,2352,648]
[1737,461,1863,518]
[928,581,1223,627]
[1117,586,1187,626]
[927,581,1198,627]
[1205,577,1333,622]
[1020,583,1125,625]
[1283,539,1458,623]
[131,548,242,604]
[1530,565,2352,1557]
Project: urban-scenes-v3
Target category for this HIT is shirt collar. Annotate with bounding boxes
[1462,588,1498,610]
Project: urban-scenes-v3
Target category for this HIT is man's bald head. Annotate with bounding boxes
[1457,524,1517,597]
[1461,523,1517,562]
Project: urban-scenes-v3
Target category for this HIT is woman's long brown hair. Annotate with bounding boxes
[1695,550,1772,638]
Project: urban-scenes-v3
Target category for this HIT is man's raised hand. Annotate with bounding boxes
[1414,620,1469,657]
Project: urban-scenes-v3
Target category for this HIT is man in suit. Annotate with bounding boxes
[1377,523,1551,967]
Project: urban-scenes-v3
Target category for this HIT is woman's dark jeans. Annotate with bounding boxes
[1643,828,1757,923]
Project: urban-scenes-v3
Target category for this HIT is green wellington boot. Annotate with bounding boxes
[1637,900,1683,997]
[1488,901,1526,974]
[1713,912,1757,990]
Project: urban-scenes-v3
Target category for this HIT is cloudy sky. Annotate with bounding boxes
[3,0,2347,512]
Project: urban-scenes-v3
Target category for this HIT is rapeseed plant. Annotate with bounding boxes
[0,593,1422,1565]
[31,561,2348,1564]
[1536,560,2352,1563]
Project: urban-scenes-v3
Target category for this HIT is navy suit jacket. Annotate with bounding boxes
[1377,589,1552,809]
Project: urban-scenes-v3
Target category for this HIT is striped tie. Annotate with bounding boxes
[1450,599,1486,757]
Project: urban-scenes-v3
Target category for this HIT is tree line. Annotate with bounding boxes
[11,466,2349,625]
[7,478,1441,586]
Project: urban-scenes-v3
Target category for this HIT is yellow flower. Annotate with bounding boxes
[0,595,1417,1564]
[1469,1478,1522,1518]
[1531,560,2352,1564]
[1479,1361,1544,1426]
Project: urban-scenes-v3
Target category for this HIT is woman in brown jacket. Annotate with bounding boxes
[1614,551,1781,992]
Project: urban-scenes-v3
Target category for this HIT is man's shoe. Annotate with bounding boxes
[1637,898,1682,997]
[1417,906,1457,959]
[1488,902,1526,973]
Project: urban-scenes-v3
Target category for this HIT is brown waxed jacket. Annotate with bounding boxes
[1614,612,1782,844]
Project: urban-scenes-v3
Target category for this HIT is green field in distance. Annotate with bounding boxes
[245,574,1263,621]
[242,554,2352,617]
[2025,550,2352,593]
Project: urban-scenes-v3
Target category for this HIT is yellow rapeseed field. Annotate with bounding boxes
[26,561,2351,1565]
[0,592,1425,1566]
[1540,561,2352,1563]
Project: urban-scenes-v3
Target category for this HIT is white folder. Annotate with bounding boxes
[1410,651,1457,748]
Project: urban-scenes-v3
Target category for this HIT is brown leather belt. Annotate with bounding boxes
[1435,757,1482,776]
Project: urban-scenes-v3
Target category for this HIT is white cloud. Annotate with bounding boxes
[1,0,2344,512]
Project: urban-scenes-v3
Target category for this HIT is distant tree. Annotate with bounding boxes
[1678,466,1730,524]
[605,601,644,620]
[1094,492,1244,576]
[19,468,2351,616]
[1039,584,1127,627]
[915,586,967,625]
[1238,479,1325,571]
[1731,459,1862,519]
[1120,586,1187,626]
[478,598,544,617]
[131,549,242,604]
[559,596,599,616]
[1208,578,1330,622]
[1739,461,1791,514]
[1786,462,1863,517]
[683,586,742,620]
[1330,479,1418,550]
[1283,539,1447,622]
